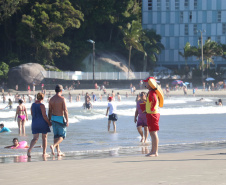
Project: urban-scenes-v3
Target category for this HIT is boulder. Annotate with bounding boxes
[8,63,45,90]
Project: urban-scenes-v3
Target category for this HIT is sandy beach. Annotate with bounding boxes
[1,149,226,185]
[7,87,226,98]
[2,88,226,185]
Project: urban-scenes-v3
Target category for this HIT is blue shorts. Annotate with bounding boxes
[52,121,67,139]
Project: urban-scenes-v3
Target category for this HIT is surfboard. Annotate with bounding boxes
[148,78,164,107]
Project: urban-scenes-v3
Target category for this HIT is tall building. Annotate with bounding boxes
[142,0,226,69]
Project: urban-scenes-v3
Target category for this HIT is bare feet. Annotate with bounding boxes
[27,149,31,157]
[43,153,50,157]
[50,145,55,155]
[140,137,144,142]
[145,152,158,157]
[57,151,65,156]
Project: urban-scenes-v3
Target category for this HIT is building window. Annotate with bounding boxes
[193,24,197,35]
[218,11,221,22]
[194,0,197,10]
[175,0,179,10]
[223,23,226,34]
[157,0,161,10]
[217,36,221,43]
[185,24,189,35]
[180,12,183,23]
[184,0,189,9]
[148,0,152,10]
[189,11,192,22]
[166,0,170,10]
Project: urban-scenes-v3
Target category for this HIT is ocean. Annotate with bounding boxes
[0,93,226,163]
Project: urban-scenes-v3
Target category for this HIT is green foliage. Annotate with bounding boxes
[0,62,9,79]
[0,0,28,23]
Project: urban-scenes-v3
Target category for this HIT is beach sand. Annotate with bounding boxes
[7,88,226,98]
[1,149,226,185]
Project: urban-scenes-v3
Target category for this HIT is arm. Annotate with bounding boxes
[40,104,51,126]
[149,91,157,112]
[48,100,52,121]
[134,108,138,123]
[106,107,109,116]
[63,98,69,127]
[31,104,33,116]
[15,106,19,121]
[24,106,28,121]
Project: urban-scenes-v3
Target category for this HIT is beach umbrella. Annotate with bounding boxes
[172,80,183,85]
[206,77,215,81]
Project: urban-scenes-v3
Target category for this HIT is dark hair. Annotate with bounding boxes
[37,93,44,100]
[55,84,63,93]
[0,123,4,127]
[140,92,146,97]
[13,138,18,142]
[18,99,23,104]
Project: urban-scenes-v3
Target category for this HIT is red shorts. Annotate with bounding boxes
[146,113,160,132]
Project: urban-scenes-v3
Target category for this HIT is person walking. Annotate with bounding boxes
[49,85,69,156]
[143,77,161,157]
[15,99,28,135]
[106,97,118,133]
[27,93,51,157]
[134,92,148,143]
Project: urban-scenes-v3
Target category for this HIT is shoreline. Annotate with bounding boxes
[1,148,226,185]
[5,88,226,98]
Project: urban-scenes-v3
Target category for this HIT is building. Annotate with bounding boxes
[142,0,226,69]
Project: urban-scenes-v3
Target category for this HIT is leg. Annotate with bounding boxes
[113,121,116,133]
[27,134,39,157]
[146,131,159,157]
[50,137,64,156]
[108,120,111,132]
[17,119,22,135]
[137,126,144,142]
[42,133,49,157]
[22,120,26,135]
[144,126,149,143]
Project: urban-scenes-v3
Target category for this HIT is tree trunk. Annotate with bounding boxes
[143,53,147,72]
[128,46,132,79]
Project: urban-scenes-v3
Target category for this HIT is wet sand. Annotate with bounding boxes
[1,149,226,185]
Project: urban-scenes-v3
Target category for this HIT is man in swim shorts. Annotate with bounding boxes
[49,84,69,156]
[106,97,118,133]
[143,77,160,157]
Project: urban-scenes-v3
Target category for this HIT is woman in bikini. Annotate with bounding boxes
[15,99,28,135]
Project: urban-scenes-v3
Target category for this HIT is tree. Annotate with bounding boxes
[181,39,223,78]
[0,62,9,79]
[18,0,84,64]
[142,29,164,72]
[119,20,144,77]
[0,0,27,23]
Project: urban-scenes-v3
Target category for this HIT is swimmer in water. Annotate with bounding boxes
[215,99,223,106]
[4,138,41,149]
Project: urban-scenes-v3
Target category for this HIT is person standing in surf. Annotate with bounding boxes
[134,92,148,143]
[49,84,69,156]
[106,97,118,133]
[143,77,160,157]
[15,99,28,135]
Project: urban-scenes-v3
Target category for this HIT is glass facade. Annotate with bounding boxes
[142,0,226,68]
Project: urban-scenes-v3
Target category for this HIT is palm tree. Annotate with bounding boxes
[203,39,223,77]
[142,29,164,72]
[119,20,144,78]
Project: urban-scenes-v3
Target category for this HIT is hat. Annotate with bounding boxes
[143,77,155,82]
[55,84,64,92]
[108,96,113,101]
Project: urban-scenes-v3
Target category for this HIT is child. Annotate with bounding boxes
[4,138,28,149]
[0,123,11,133]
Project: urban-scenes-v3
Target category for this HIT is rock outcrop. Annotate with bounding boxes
[8,63,45,89]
